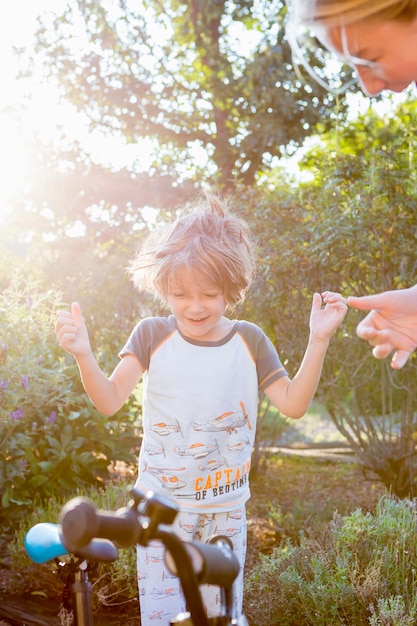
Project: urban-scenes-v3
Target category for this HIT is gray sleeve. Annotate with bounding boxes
[236,321,288,391]
[119,316,175,372]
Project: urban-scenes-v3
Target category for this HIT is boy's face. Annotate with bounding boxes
[167,268,228,341]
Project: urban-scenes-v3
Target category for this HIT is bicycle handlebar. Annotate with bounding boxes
[59,497,140,551]
[24,521,119,564]
[26,487,243,626]
[59,490,239,588]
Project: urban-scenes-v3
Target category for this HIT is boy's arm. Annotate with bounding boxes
[264,292,347,419]
[74,352,143,416]
[56,302,143,416]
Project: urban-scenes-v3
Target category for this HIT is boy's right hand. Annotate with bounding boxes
[55,302,91,358]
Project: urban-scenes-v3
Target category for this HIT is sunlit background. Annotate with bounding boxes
[0,0,157,223]
[0,1,411,225]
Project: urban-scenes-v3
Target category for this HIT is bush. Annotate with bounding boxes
[0,275,139,528]
[244,496,417,625]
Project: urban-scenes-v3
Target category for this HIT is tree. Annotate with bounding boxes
[30,0,348,193]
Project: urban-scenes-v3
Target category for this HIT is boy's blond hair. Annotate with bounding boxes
[129,195,256,307]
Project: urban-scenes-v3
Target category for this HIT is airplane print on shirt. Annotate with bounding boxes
[141,401,253,502]
[192,401,252,434]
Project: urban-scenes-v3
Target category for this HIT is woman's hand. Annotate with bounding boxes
[347,285,417,369]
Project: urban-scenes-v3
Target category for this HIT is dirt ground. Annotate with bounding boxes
[0,452,386,625]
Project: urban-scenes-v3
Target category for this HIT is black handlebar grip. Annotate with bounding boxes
[197,535,240,588]
[165,535,240,589]
[94,506,139,548]
[59,497,98,551]
[59,497,139,552]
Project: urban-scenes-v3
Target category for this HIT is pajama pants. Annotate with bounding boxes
[136,506,246,625]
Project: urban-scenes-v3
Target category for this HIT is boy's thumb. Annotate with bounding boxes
[71,301,83,326]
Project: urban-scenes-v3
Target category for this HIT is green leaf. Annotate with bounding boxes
[27,475,49,488]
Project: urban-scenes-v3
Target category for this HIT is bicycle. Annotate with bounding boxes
[24,486,249,626]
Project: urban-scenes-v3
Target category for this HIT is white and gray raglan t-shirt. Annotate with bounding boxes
[120,315,287,513]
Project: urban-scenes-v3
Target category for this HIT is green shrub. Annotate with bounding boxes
[0,275,139,528]
[369,596,416,626]
[244,496,417,625]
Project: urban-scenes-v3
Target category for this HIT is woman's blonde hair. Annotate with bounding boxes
[288,0,417,28]
[129,194,256,307]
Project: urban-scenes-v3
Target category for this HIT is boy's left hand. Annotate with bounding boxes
[309,291,348,341]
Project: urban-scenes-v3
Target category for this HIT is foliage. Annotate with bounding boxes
[244,496,417,625]
[0,275,139,528]
[239,99,417,497]
[299,102,417,498]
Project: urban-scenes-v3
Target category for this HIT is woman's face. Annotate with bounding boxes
[319,16,417,95]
